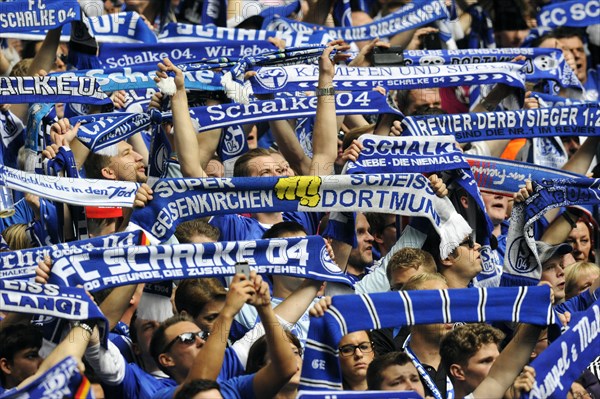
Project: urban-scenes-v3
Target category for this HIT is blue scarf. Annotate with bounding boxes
[537,0,600,28]
[526,298,600,399]
[158,22,332,46]
[345,134,497,286]
[262,0,449,42]
[402,103,600,141]
[130,174,472,256]
[532,91,590,107]
[0,76,112,105]
[0,357,94,399]
[403,48,581,90]
[0,230,142,280]
[0,0,80,32]
[250,62,525,94]
[156,91,402,133]
[58,67,223,93]
[504,178,600,287]
[47,236,354,291]
[0,279,108,344]
[466,155,584,196]
[0,164,139,208]
[0,108,24,170]
[97,40,276,69]
[297,392,418,398]
[465,4,495,49]
[300,286,554,391]
[75,113,152,152]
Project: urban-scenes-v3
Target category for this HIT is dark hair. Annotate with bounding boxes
[174,278,226,319]
[233,148,273,177]
[149,314,195,375]
[174,379,222,399]
[0,324,43,385]
[175,219,220,243]
[262,221,307,239]
[84,151,112,180]
[551,27,586,42]
[440,323,505,375]
[246,330,302,374]
[366,351,413,390]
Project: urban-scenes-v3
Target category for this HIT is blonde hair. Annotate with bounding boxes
[565,261,600,299]
[2,223,32,250]
[402,272,447,291]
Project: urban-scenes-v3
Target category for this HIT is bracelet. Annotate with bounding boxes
[72,320,95,335]
[316,87,335,97]
[562,211,578,229]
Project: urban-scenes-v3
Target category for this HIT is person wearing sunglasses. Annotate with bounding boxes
[424,233,482,289]
[150,271,299,399]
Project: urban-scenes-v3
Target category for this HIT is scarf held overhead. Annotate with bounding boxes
[0,76,111,105]
[47,236,353,292]
[300,286,554,391]
[130,174,471,257]
[251,62,525,94]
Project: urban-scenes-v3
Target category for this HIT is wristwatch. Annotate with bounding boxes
[316,87,335,97]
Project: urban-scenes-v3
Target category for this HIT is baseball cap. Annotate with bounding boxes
[536,241,572,266]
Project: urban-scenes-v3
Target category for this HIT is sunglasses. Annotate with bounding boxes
[459,235,475,249]
[163,331,209,353]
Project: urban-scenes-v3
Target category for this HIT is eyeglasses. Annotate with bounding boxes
[459,235,475,249]
[163,331,209,353]
[338,341,374,357]
[571,391,594,399]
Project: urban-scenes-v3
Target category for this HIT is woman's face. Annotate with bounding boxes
[194,298,225,333]
[338,331,375,388]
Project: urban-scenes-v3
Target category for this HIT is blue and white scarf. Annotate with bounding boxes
[0,165,139,208]
[300,286,554,391]
[531,91,589,108]
[504,178,600,287]
[130,174,471,257]
[537,0,600,28]
[403,48,581,90]
[0,279,108,343]
[0,108,24,170]
[158,22,332,47]
[345,135,497,286]
[466,155,584,196]
[0,0,80,33]
[75,113,151,152]
[251,62,525,94]
[0,357,94,399]
[97,40,276,69]
[0,230,142,280]
[57,67,222,93]
[402,104,600,141]
[157,91,402,133]
[297,392,418,398]
[0,76,111,105]
[263,0,448,43]
[526,298,600,399]
[48,236,353,291]
[275,0,448,42]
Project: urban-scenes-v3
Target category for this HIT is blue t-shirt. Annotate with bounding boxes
[151,373,255,399]
[103,362,176,399]
[210,214,268,242]
[150,347,244,399]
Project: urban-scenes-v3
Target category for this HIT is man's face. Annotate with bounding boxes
[246,155,283,177]
[3,347,42,387]
[162,321,207,377]
[459,342,500,393]
[106,141,146,183]
[448,237,482,281]
[379,363,425,396]
[559,36,587,83]
[481,193,508,226]
[406,88,442,115]
[541,256,566,302]
[348,213,374,270]
[566,222,592,262]
[374,214,397,255]
[134,318,160,356]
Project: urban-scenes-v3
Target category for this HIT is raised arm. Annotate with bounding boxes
[155,58,207,178]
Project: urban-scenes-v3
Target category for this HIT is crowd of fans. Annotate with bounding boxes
[0,0,599,398]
